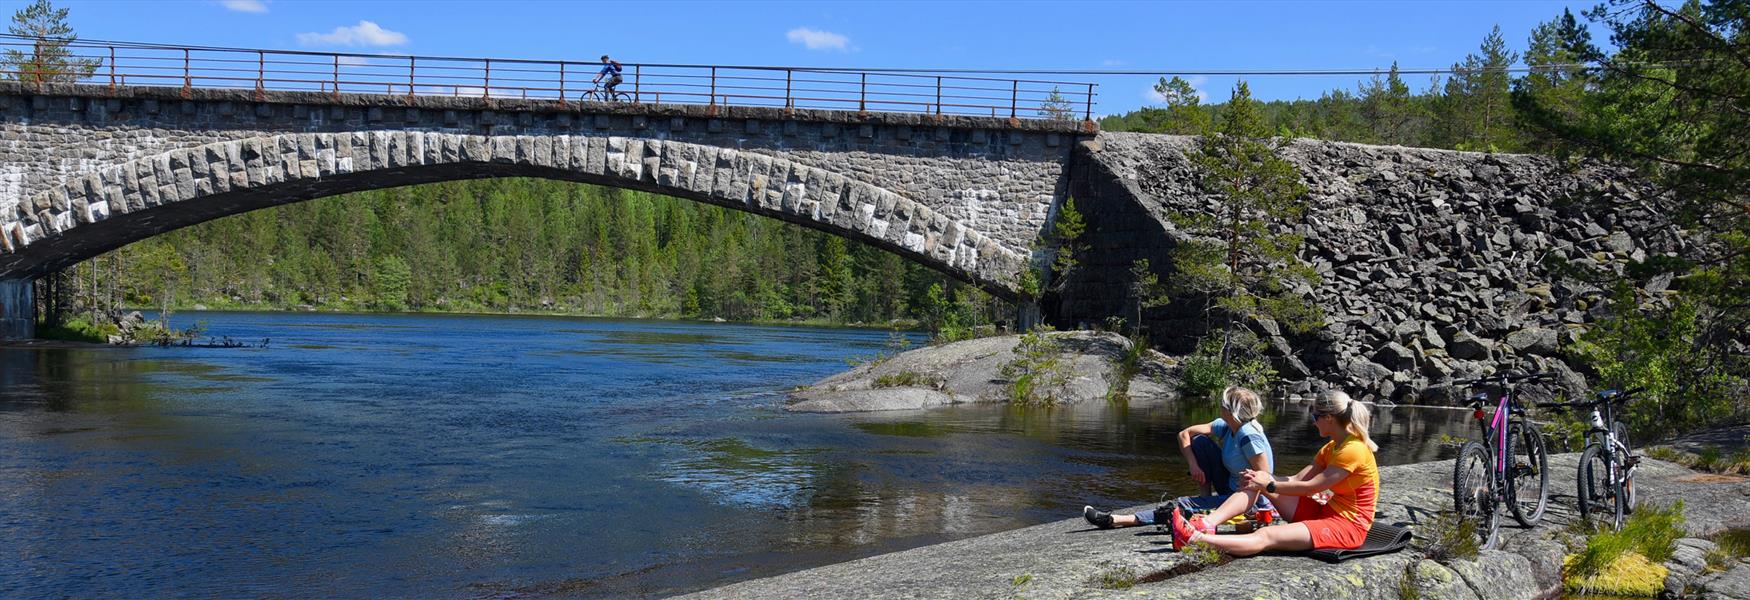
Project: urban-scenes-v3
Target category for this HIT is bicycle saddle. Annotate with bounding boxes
[1597,389,1621,401]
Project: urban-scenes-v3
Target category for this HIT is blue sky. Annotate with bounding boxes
[53,0,1596,116]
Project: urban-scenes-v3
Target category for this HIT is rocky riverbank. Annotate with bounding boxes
[1066,133,1693,406]
[787,331,1179,413]
[681,454,1750,599]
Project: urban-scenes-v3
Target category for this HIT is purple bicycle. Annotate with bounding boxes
[1449,372,1555,549]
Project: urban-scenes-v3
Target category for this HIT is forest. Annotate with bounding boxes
[60,178,993,327]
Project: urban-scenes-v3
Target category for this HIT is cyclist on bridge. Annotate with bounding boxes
[594,55,624,99]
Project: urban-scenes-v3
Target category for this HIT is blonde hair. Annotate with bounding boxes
[1221,386,1263,422]
[1313,390,1378,451]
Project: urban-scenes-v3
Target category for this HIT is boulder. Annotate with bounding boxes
[1504,327,1559,356]
[1373,341,1418,371]
[788,332,1178,413]
[1448,331,1493,360]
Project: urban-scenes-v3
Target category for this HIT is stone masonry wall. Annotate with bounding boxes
[1068,132,1683,403]
[0,83,1083,297]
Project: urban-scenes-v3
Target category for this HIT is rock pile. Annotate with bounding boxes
[1086,133,1687,403]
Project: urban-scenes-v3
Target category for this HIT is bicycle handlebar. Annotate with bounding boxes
[1450,372,1558,387]
[1536,387,1645,410]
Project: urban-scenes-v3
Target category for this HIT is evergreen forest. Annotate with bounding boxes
[75,178,994,326]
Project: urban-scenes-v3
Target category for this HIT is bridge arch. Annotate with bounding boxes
[0,131,1029,299]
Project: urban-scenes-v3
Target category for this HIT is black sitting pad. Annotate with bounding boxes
[1304,522,1412,563]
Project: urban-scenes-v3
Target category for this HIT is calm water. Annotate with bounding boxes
[0,312,1473,598]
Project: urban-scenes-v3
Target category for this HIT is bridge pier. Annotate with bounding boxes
[0,279,34,340]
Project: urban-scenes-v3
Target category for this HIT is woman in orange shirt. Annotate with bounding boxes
[1168,391,1379,556]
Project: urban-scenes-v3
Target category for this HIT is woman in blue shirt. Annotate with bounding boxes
[1084,386,1274,528]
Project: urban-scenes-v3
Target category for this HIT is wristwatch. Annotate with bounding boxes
[1266,481,1277,493]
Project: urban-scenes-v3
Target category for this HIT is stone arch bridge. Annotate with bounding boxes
[0,83,1670,408]
[0,83,1090,338]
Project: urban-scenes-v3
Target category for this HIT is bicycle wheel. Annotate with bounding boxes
[1578,444,1625,531]
[1614,421,1637,513]
[609,91,631,102]
[1453,441,1501,549]
[1507,422,1550,526]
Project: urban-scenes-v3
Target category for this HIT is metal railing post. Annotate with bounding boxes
[407,56,416,100]
[1084,83,1094,121]
[709,66,717,107]
[108,46,116,90]
[859,73,867,112]
[633,64,641,103]
[559,61,566,103]
[785,69,793,111]
[935,76,942,116]
[255,50,265,100]
[331,54,339,99]
[182,48,192,98]
[483,58,491,99]
[1009,80,1017,120]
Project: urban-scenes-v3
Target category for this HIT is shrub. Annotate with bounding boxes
[36,317,115,343]
[1106,333,1150,402]
[1178,333,1275,399]
[1000,328,1071,406]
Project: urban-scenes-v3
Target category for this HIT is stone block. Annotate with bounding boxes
[492,135,517,163]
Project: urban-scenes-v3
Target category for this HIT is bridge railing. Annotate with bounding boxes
[0,37,1098,122]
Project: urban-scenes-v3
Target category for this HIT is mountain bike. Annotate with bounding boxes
[1542,387,1641,531]
[1450,372,1556,549]
[579,84,631,103]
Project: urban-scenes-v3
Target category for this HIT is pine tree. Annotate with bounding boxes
[1360,62,1419,145]
[3,0,97,85]
[1515,8,1594,151]
[1173,81,1322,369]
[1440,25,1521,151]
[1036,86,1078,121]
[1149,76,1212,135]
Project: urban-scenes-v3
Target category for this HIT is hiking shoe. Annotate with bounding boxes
[1189,514,1214,535]
[1083,505,1114,529]
[1169,506,1198,550]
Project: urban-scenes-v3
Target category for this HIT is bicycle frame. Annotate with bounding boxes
[1479,392,1513,480]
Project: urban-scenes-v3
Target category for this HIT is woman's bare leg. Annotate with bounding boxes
[1194,522,1315,557]
[1201,488,1258,525]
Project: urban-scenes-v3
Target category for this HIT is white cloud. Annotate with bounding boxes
[786,27,849,51]
[1100,59,1125,67]
[297,21,409,47]
[220,0,267,13]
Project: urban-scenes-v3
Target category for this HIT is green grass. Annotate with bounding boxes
[1646,445,1750,475]
[873,371,943,389]
[1416,511,1481,564]
[35,317,114,343]
[1182,540,1222,566]
[1089,566,1137,590]
[1706,528,1750,573]
[1565,500,1685,595]
[1563,552,1669,597]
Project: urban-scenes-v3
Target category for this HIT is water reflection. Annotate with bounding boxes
[0,312,1476,598]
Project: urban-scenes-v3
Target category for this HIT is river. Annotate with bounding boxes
[0,311,1476,598]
